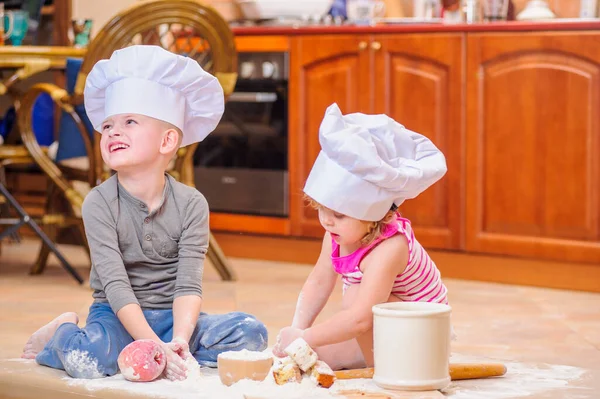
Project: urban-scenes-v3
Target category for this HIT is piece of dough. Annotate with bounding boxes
[272,356,302,385]
[309,360,336,388]
[283,338,318,372]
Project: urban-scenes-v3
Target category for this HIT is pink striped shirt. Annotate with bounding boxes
[331,216,448,304]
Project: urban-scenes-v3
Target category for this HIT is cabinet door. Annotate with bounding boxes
[466,32,600,263]
[289,35,372,237]
[374,34,464,250]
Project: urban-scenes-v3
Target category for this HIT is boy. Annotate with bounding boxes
[21,45,268,380]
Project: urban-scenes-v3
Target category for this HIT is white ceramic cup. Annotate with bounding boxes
[372,302,452,391]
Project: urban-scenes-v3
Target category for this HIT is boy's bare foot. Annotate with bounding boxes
[21,312,79,359]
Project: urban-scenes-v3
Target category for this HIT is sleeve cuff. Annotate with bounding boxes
[174,289,203,299]
[105,281,140,314]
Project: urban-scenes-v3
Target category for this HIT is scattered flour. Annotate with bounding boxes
[184,354,202,381]
[441,354,588,399]
[120,365,139,381]
[3,352,578,399]
[65,366,336,399]
[62,356,588,399]
[62,350,104,379]
[218,349,272,361]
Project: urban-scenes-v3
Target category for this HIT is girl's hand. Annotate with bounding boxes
[161,338,191,381]
[273,326,305,357]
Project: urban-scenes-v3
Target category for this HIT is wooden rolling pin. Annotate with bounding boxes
[335,363,507,381]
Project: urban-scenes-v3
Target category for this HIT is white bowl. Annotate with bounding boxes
[236,0,335,20]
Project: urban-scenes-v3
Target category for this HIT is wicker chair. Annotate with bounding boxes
[16,0,238,280]
[0,50,84,282]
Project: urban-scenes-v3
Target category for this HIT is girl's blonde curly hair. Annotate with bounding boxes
[304,194,397,246]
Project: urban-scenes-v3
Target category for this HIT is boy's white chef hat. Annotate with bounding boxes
[84,45,224,147]
[303,103,447,222]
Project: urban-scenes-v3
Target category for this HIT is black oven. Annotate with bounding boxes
[193,52,289,217]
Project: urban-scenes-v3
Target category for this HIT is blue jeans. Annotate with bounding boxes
[35,302,268,379]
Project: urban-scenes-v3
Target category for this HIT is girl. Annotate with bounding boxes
[273,103,449,370]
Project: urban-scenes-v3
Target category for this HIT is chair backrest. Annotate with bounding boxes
[18,0,237,208]
[54,58,94,164]
[48,0,237,185]
[81,0,237,186]
[77,0,237,85]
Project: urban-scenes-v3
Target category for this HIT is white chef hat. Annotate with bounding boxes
[84,45,224,147]
[303,103,447,222]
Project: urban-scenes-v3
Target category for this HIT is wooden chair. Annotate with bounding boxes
[16,0,238,280]
[0,49,85,283]
[0,146,34,253]
[0,169,84,283]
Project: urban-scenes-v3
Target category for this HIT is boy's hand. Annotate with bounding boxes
[168,337,191,358]
[161,338,191,381]
[273,326,304,357]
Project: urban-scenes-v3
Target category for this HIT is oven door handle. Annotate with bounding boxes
[227,92,278,103]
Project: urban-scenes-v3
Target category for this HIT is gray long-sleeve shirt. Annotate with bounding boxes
[81,173,208,313]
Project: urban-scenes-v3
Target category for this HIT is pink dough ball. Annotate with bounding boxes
[117,339,166,382]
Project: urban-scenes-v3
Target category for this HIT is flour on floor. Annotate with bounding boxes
[65,367,337,399]
[61,354,588,399]
[442,354,587,399]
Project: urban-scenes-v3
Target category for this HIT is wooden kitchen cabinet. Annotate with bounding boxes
[289,33,464,250]
[288,34,372,238]
[373,34,464,250]
[10,25,600,274]
[465,32,600,264]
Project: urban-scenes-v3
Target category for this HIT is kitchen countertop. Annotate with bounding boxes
[230,19,600,35]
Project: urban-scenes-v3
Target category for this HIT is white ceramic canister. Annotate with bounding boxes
[372,302,452,391]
